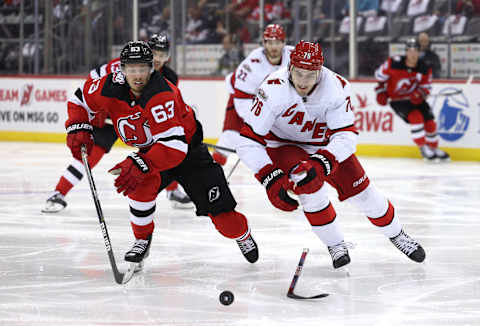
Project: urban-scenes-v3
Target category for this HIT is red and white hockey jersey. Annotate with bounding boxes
[232,45,294,119]
[374,55,432,100]
[67,71,197,171]
[89,57,121,80]
[237,67,357,173]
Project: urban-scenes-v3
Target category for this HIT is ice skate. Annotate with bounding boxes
[166,188,194,209]
[419,145,436,162]
[236,233,259,263]
[431,147,450,162]
[125,235,152,264]
[41,191,67,213]
[328,241,352,269]
[390,229,425,262]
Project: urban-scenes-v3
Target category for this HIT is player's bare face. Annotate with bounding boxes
[406,47,419,67]
[290,66,319,97]
[264,39,285,65]
[152,50,169,71]
[123,63,151,96]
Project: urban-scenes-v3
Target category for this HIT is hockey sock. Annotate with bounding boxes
[208,210,248,239]
[54,145,106,196]
[407,110,426,147]
[305,203,344,246]
[130,221,154,240]
[367,201,402,238]
[424,119,439,148]
[165,181,178,191]
[128,198,156,239]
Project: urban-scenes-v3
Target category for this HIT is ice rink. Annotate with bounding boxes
[1,141,479,326]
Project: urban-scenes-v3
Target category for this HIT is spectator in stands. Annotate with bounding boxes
[245,0,290,40]
[342,0,379,17]
[418,32,441,78]
[314,0,347,20]
[455,0,480,18]
[149,6,171,36]
[216,33,244,76]
[219,0,258,42]
[185,4,211,44]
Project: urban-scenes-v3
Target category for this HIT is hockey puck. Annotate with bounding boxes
[219,290,234,305]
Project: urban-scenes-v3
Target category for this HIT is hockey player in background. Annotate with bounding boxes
[63,41,258,269]
[42,33,192,213]
[147,33,193,208]
[236,40,425,269]
[374,38,449,162]
[41,56,121,213]
[212,24,293,166]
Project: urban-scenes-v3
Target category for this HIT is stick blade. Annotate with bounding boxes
[120,263,139,284]
[287,292,329,300]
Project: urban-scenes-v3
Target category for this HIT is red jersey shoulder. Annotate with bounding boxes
[106,57,121,74]
[81,73,118,111]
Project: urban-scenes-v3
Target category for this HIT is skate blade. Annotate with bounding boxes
[41,204,65,213]
[170,202,195,209]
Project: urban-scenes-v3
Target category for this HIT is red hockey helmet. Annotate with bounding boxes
[263,24,286,41]
[290,40,324,71]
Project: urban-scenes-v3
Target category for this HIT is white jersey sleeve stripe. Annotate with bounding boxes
[68,81,96,119]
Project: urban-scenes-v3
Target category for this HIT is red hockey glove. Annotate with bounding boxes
[376,92,388,106]
[375,82,388,106]
[255,164,299,212]
[309,149,338,176]
[66,122,94,160]
[108,152,158,196]
[290,160,324,195]
[410,89,424,105]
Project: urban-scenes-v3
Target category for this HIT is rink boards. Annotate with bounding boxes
[0,75,478,161]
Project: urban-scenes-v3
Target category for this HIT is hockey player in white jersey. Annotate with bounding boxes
[236,40,426,269]
[212,24,294,165]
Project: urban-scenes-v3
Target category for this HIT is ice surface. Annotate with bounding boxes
[1,142,479,326]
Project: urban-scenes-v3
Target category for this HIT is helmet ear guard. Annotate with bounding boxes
[289,40,324,71]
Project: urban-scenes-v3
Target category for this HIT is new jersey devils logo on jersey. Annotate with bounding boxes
[394,78,417,95]
[117,112,153,147]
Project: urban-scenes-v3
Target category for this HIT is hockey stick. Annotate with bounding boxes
[204,142,236,153]
[430,75,474,98]
[429,89,463,97]
[287,248,329,300]
[80,145,136,285]
[226,158,241,181]
[203,143,240,180]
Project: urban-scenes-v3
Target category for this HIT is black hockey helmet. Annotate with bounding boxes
[405,37,420,50]
[120,41,153,66]
[148,33,170,52]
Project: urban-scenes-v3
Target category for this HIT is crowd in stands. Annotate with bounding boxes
[1,0,479,76]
